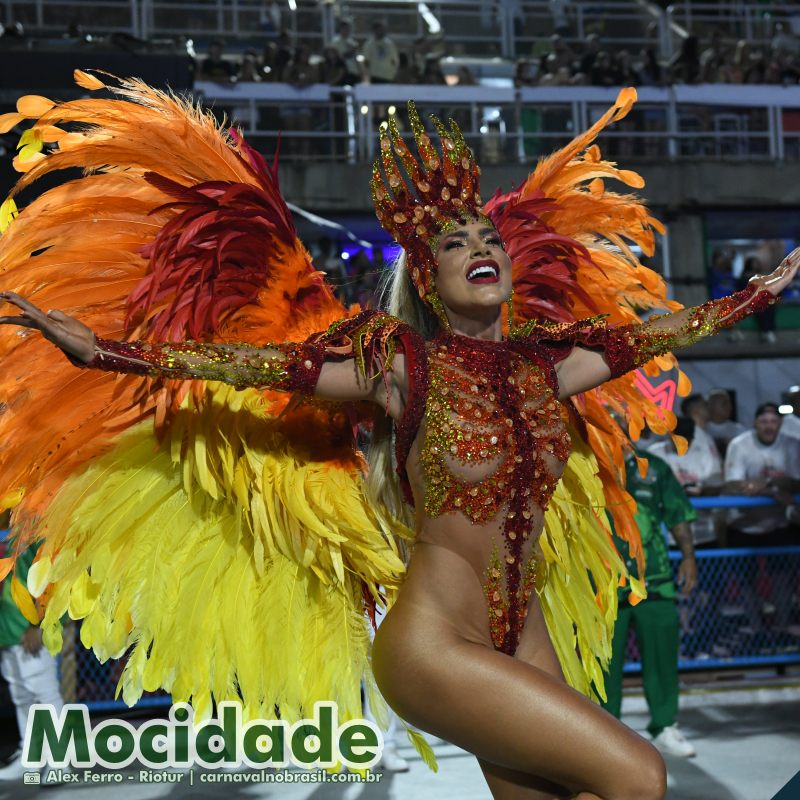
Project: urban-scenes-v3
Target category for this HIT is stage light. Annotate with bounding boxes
[387,105,396,116]
[341,252,350,260]
[360,105,369,115]
[779,404,794,415]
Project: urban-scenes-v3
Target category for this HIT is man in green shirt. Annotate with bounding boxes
[0,517,65,781]
[602,449,699,758]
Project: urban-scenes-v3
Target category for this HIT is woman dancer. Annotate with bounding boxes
[1,78,796,798]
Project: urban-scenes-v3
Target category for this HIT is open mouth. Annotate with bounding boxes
[466,260,499,284]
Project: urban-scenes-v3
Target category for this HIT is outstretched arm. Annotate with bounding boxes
[555,248,800,399]
[0,292,408,418]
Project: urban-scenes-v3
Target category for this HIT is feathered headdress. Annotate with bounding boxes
[370,102,488,323]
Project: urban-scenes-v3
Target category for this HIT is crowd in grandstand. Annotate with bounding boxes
[188,21,800,88]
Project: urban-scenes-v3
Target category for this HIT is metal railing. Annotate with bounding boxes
[2,0,665,56]
[667,2,800,46]
[188,81,800,164]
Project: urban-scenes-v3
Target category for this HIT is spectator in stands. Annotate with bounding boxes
[745,49,767,84]
[649,417,723,546]
[681,394,710,434]
[238,50,262,83]
[669,35,700,84]
[724,402,800,547]
[709,248,738,298]
[781,385,800,439]
[634,48,663,86]
[542,34,574,74]
[602,448,697,758]
[361,21,399,84]
[420,57,447,85]
[319,46,347,86]
[456,65,477,86]
[415,34,447,74]
[616,50,640,87]
[579,33,601,75]
[740,256,777,343]
[725,40,750,84]
[274,30,294,78]
[724,403,800,630]
[540,57,576,87]
[777,51,800,85]
[699,30,726,83]
[200,39,236,83]
[514,58,538,87]
[331,19,362,85]
[282,44,317,86]
[706,389,746,457]
[260,41,279,81]
[590,51,621,87]
[772,22,800,57]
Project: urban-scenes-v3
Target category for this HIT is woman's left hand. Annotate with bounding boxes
[751,246,800,296]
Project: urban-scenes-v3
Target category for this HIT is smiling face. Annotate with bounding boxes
[755,409,781,445]
[432,219,512,323]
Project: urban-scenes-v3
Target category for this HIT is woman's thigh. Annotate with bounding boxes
[477,599,571,799]
[374,598,665,800]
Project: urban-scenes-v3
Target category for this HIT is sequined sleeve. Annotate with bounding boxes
[526,282,776,379]
[84,337,327,394]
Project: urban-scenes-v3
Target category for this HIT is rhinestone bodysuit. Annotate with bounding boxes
[422,330,570,654]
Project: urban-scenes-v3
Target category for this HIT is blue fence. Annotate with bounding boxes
[3,494,800,709]
[622,493,800,675]
[622,545,800,674]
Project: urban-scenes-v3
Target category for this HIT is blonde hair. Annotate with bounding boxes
[363,251,439,537]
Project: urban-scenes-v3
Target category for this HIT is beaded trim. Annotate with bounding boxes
[89,337,327,393]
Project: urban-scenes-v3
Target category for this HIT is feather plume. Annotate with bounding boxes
[488,88,688,570]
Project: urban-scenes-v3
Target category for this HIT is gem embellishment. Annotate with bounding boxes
[420,329,570,655]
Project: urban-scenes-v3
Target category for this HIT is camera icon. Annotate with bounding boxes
[23,772,41,784]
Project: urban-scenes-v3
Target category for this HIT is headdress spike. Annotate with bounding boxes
[371,101,490,312]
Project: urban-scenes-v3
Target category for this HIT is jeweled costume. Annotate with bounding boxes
[0,75,773,763]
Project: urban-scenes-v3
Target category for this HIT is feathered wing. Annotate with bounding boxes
[0,71,411,729]
[486,88,688,700]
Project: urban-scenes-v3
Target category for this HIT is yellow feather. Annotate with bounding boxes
[11,575,39,624]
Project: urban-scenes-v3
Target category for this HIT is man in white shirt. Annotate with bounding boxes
[361,21,399,84]
[705,388,746,457]
[331,19,362,85]
[723,402,800,630]
[724,402,800,543]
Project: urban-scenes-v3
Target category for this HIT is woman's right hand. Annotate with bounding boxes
[0,291,96,363]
